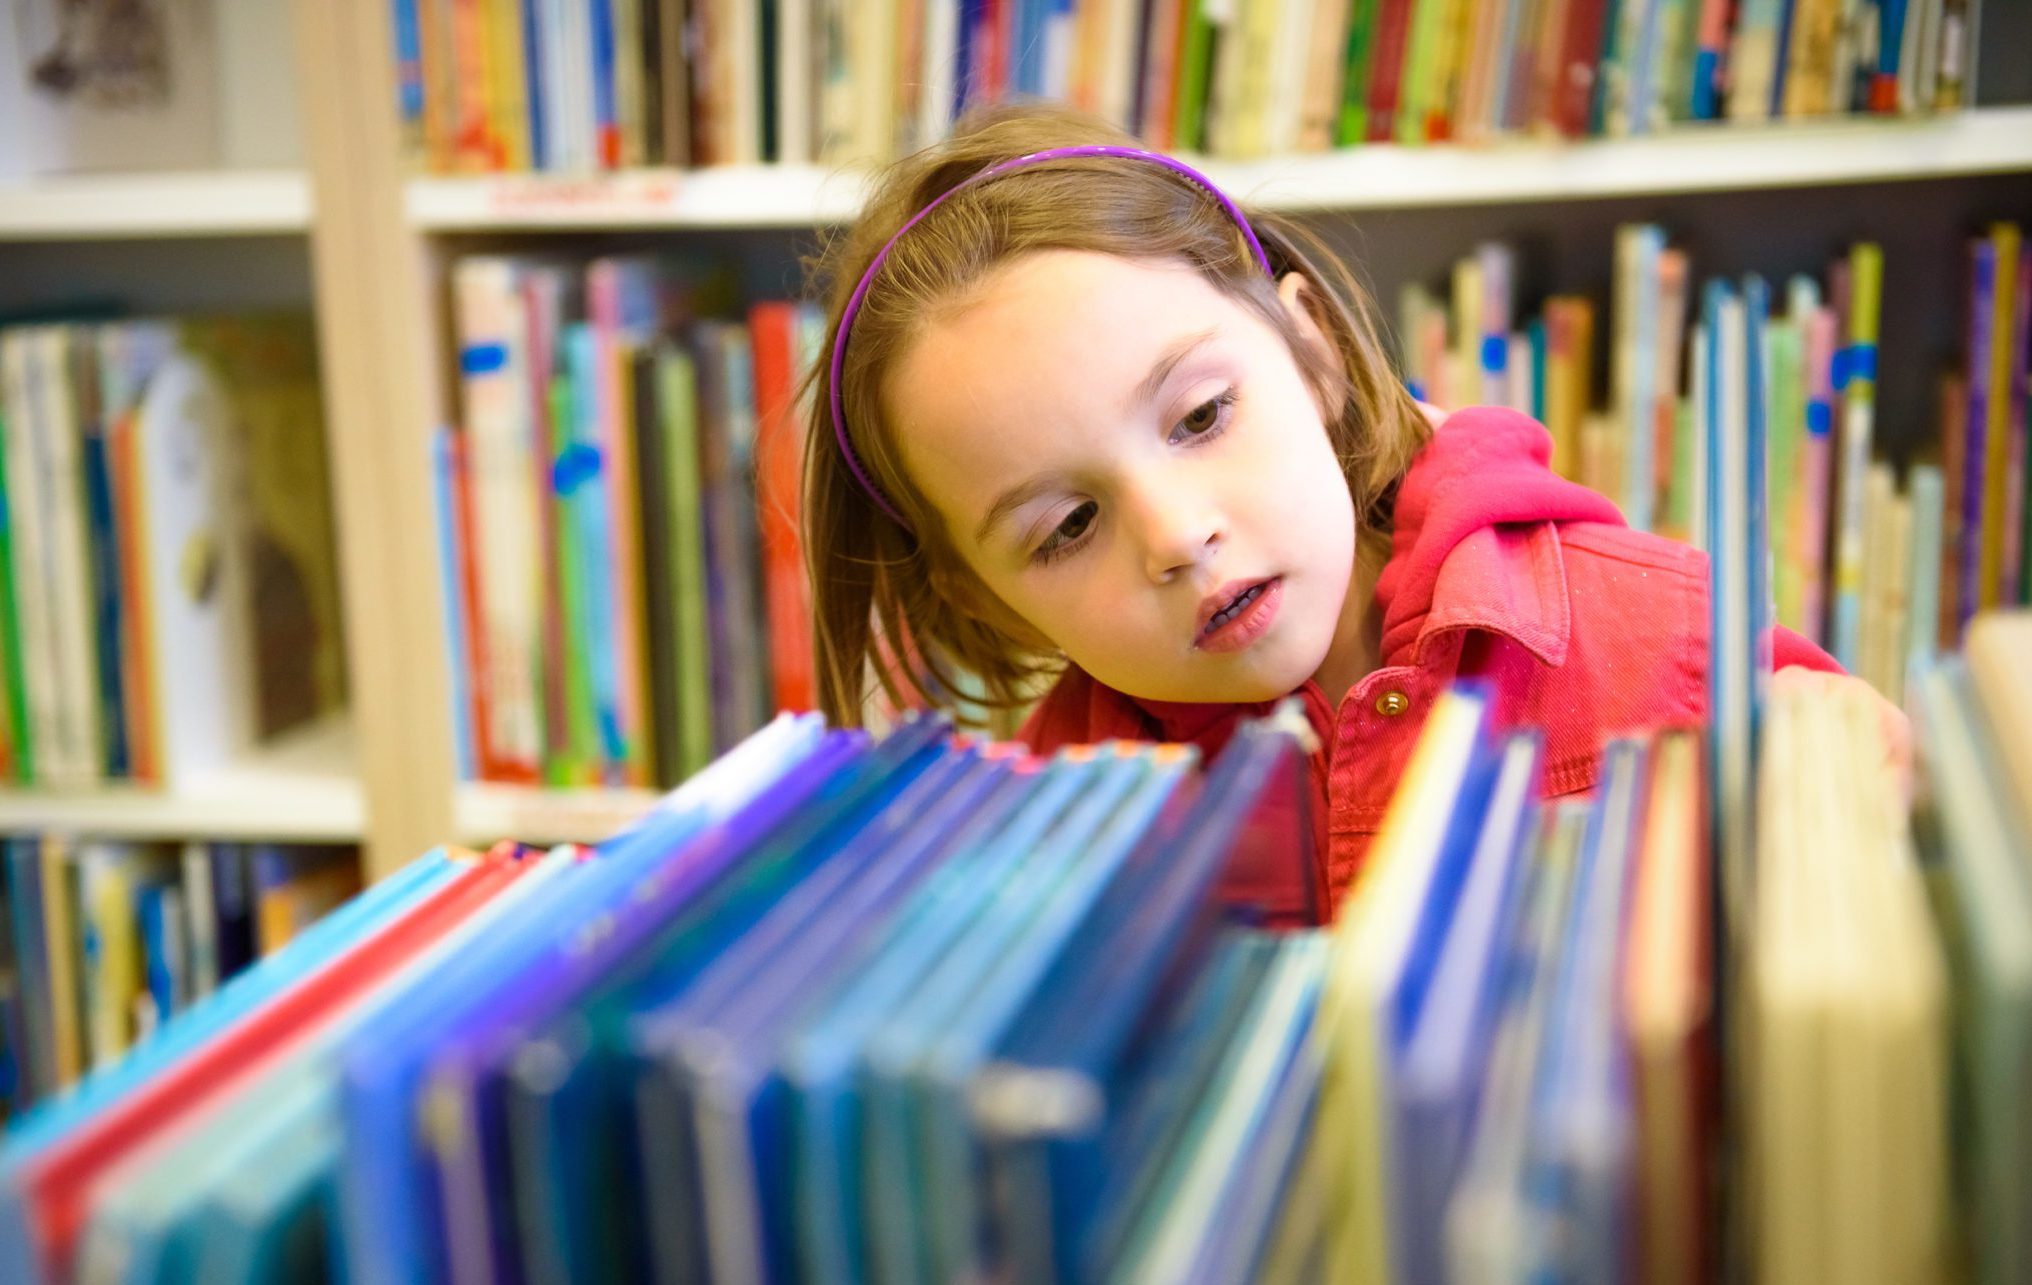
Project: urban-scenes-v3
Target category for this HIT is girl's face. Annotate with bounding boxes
[887,250,1360,706]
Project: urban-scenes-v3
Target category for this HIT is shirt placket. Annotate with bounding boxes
[1320,633,1466,890]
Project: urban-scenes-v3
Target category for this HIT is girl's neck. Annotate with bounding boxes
[1309,525,1391,706]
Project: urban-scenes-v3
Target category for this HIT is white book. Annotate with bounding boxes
[722,0,763,164]
[917,0,960,148]
[452,258,546,777]
[133,351,255,787]
[181,840,220,1000]
[27,327,103,786]
[1099,0,1146,133]
[778,0,816,163]
[0,332,61,786]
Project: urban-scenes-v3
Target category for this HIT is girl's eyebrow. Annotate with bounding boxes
[1124,328,1219,417]
[977,474,1062,546]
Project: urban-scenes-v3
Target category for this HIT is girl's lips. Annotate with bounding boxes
[1195,577,1282,652]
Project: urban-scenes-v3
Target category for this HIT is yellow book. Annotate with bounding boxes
[80,846,140,1070]
[1319,687,1487,1285]
[486,0,532,170]
[1980,225,2020,610]
[1624,733,1709,1285]
[38,837,83,1089]
[1452,255,1483,403]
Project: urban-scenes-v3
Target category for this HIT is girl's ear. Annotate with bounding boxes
[1277,272,1335,367]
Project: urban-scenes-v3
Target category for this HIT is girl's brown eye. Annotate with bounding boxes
[1057,502,1096,541]
[1180,399,1221,436]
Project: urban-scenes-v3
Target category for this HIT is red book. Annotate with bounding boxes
[749,303,816,715]
[107,410,156,783]
[448,431,499,781]
[1549,0,1610,136]
[1364,0,1418,142]
[19,848,533,1279]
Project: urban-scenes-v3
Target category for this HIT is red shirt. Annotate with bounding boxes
[1018,406,1837,909]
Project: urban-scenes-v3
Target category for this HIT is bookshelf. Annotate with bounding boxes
[405,106,2032,230]
[0,170,312,240]
[283,0,2032,877]
[0,716,360,843]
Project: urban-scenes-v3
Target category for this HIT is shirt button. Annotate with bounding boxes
[1375,690,1411,717]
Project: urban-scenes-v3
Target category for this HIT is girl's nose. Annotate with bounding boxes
[1133,488,1224,585]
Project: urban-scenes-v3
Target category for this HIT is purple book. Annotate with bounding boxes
[1962,237,1996,631]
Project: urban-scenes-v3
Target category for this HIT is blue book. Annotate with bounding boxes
[622,751,1020,1285]
[1522,740,1647,1283]
[77,401,128,779]
[430,430,477,782]
[780,756,1099,1283]
[333,715,834,1285]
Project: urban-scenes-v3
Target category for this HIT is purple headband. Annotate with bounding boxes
[827,144,1275,533]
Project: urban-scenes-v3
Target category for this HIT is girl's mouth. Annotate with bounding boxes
[1195,578,1282,652]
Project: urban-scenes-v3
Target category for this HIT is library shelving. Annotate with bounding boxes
[278,1,2032,876]
[0,716,360,844]
[404,105,2032,231]
[0,170,312,241]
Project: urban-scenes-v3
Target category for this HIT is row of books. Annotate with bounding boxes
[440,255,817,788]
[0,607,2023,1282]
[1401,222,2030,692]
[0,319,347,790]
[0,840,363,1119]
[390,0,1980,175]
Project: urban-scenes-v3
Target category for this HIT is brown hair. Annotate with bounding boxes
[801,103,1428,728]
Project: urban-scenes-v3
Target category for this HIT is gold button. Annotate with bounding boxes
[1375,690,1410,717]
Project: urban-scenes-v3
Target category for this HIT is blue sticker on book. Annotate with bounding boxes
[1480,335,1508,374]
[552,442,603,494]
[1830,347,1851,391]
[1806,401,1833,436]
[1846,343,1877,384]
[460,343,508,376]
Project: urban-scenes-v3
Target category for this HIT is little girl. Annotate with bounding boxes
[802,103,1883,908]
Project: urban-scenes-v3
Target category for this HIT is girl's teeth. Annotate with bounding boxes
[1210,584,1262,630]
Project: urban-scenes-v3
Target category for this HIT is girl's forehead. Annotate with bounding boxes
[892,251,1243,426]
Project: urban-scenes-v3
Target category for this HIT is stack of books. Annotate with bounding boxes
[0,603,2022,1281]
[438,255,819,788]
[0,320,345,790]
[1402,222,2031,694]
[389,0,1979,173]
[0,841,364,1118]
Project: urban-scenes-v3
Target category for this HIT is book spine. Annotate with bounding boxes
[37,329,103,788]
[1830,242,1881,672]
[521,0,549,167]
[392,0,430,160]
[1905,463,1944,677]
[551,361,601,783]
[657,347,715,776]
[487,0,533,168]
[1937,372,1965,647]
[434,430,480,782]
[1959,237,1994,634]
[0,372,29,784]
[1554,0,1613,133]
[1980,224,2020,609]
[75,337,128,780]
[180,841,219,1000]
[39,839,82,1088]
[105,399,153,784]
[750,303,815,716]
[590,0,620,166]
[2006,254,2031,604]
[1799,305,1836,645]
[450,0,497,169]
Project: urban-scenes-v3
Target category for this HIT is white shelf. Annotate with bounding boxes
[0,170,312,240]
[0,716,362,842]
[455,780,668,848]
[403,107,2032,232]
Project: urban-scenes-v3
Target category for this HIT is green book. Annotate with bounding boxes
[1175,1,1218,152]
[658,347,714,780]
[0,404,31,782]
[1396,0,1447,144]
[1337,0,1380,143]
[1765,313,1805,633]
[547,373,599,787]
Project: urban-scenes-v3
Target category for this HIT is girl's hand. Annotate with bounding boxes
[1769,665,1915,801]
